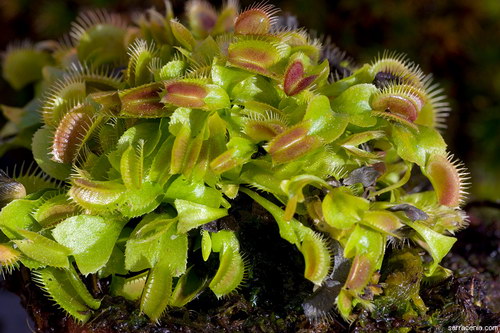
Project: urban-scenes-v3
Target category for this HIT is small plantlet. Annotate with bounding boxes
[0,0,469,328]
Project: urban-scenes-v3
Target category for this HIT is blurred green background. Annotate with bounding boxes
[0,0,499,201]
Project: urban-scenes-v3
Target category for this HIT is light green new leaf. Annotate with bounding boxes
[281,174,332,221]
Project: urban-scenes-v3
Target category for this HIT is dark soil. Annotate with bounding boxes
[1,199,499,332]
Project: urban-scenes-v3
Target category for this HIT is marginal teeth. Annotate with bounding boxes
[371,50,426,88]
[126,39,157,85]
[425,153,469,208]
[50,104,100,164]
[417,74,452,130]
[42,76,86,127]
[64,61,123,89]
[70,9,126,43]
[234,2,280,35]
[0,243,22,275]
[127,39,157,64]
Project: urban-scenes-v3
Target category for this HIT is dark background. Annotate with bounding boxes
[0,0,499,332]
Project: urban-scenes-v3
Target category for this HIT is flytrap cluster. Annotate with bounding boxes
[0,0,469,324]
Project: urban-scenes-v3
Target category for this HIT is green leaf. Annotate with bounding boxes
[415,125,447,158]
[203,85,231,111]
[164,176,223,208]
[32,267,91,322]
[304,95,348,142]
[159,60,187,80]
[211,64,252,92]
[320,64,373,98]
[170,20,196,51]
[124,213,176,272]
[330,83,378,127]
[406,221,456,275]
[52,215,126,275]
[33,193,81,227]
[390,124,447,167]
[140,257,172,321]
[231,75,280,105]
[33,127,73,180]
[390,125,425,166]
[118,182,163,218]
[338,130,386,159]
[99,246,128,278]
[2,47,52,90]
[201,230,212,261]
[344,224,385,268]
[108,121,162,170]
[159,221,188,277]
[66,265,101,309]
[148,136,174,185]
[120,143,144,190]
[322,188,370,230]
[15,230,70,268]
[170,266,207,307]
[210,137,256,174]
[175,199,228,234]
[209,231,245,298]
[110,271,148,301]
[240,188,301,246]
[0,196,44,238]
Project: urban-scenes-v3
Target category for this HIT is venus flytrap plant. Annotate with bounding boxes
[0,0,470,328]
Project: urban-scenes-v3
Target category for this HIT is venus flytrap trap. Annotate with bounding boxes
[0,0,470,328]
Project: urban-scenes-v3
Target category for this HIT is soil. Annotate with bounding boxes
[1,198,499,333]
